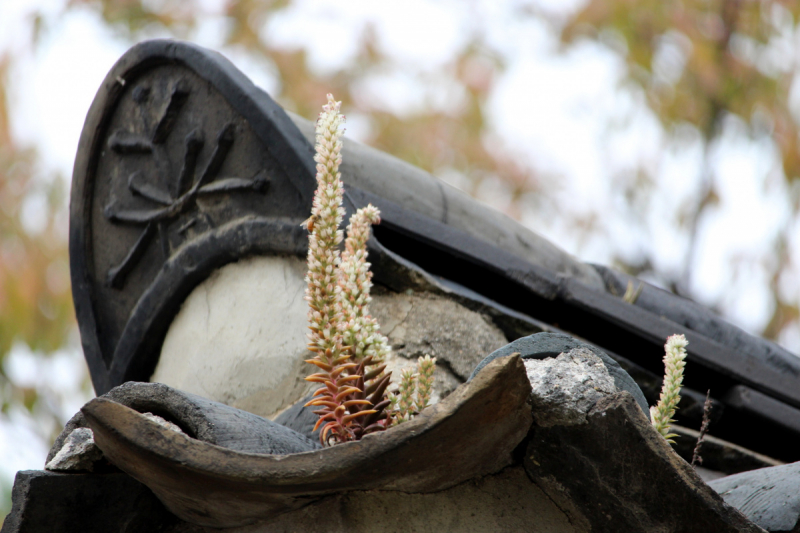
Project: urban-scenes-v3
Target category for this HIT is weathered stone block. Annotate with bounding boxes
[525,347,617,427]
[470,331,649,415]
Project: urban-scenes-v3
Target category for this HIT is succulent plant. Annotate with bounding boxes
[302,95,392,445]
[650,334,688,444]
[302,94,436,444]
[391,355,438,424]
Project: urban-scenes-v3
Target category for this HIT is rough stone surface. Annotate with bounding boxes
[709,462,800,532]
[525,347,617,427]
[371,289,509,384]
[0,470,180,533]
[161,466,584,533]
[470,331,649,415]
[3,467,581,533]
[525,392,766,533]
[45,427,104,472]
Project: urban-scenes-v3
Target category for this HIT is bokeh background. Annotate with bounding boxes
[2,0,799,516]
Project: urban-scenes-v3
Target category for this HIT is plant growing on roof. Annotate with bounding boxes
[391,355,437,424]
[302,94,435,445]
[650,334,688,444]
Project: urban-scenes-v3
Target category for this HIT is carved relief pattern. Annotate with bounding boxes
[103,81,268,289]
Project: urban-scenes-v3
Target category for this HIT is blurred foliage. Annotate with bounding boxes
[566,1,800,154]
[0,55,75,415]
[563,0,800,339]
[0,45,77,515]
[67,0,199,37]
[70,0,542,214]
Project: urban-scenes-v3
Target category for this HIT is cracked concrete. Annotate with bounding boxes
[371,289,508,402]
[152,256,508,419]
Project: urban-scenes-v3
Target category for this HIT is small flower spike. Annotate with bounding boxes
[415,355,436,413]
[395,368,417,423]
[339,205,391,365]
[650,334,688,444]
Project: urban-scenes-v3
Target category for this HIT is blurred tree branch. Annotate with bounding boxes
[563,0,800,342]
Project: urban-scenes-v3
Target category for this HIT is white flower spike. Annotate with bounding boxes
[650,334,688,444]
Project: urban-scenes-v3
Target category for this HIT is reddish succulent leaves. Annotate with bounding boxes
[305,356,391,444]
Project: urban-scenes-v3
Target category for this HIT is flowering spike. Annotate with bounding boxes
[304,93,346,366]
[302,94,394,445]
[650,334,688,444]
[338,205,391,366]
[415,355,436,413]
[394,368,417,424]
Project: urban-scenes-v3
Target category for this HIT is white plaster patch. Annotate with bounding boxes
[152,255,313,419]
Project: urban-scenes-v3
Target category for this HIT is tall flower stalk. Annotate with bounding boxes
[304,95,372,444]
[650,334,688,444]
[303,94,436,445]
[303,95,390,445]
